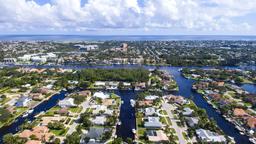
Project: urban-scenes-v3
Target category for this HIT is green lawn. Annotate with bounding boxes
[166,117,172,126]
[136,117,143,128]
[138,128,146,137]
[68,107,82,113]
[159,110,168,115]
[182,132,188,140]
[44,106,61,116]
[51,128,67,136]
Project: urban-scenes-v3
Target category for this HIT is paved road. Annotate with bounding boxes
[66,98,91,135]
[162,102,187,144]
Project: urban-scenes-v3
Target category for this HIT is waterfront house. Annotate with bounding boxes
[82,127,108,143]
[41,116,65,126]
[102,99,115,106]
[58,98,76,108]
[196,129,226,143]
[93,92,110,99]
[57,107,69,115]
[78,90,91,97]
[145,95,159,101]
[165,95,187,105]
[182,107,193,116]
[146,130,169,142]
[145,107,156,116]
[30,93,44,101]
[196,129,226,142]
[15,96,31,107]
[138,100,153,107]
[233,108,248,117]
[93,116,107,125]
[94,81,106,88]
[19,126,53,142]
[247,117,256,129]
[144,117,163,129]
[92,105,107,115]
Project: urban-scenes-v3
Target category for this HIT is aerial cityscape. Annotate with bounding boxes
[0,0,256,144]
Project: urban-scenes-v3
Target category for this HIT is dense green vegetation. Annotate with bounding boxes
[55,68,149,88]
[0,108,11,123]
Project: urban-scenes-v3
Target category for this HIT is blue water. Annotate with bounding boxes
[241,84,256,94]
[116,90,136,140]
[1,35,256,41]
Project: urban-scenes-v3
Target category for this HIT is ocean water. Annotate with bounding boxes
[1,35,256,41]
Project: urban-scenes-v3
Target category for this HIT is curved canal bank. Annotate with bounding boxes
[0,64,254,143]
[0,90,68,143]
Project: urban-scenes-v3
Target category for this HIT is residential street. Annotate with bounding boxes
[162,102,188,144]
[66,98,91,135]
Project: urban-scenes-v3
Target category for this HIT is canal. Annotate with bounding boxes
[0,90,68,143]
[115,90,136,140]
[162,67,251,144]
[0,64,254,143]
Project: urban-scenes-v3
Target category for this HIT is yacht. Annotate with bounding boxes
[130,99,135,107]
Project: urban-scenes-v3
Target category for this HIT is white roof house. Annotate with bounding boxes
[145,95,159,101]
[93,92,110,99]
[94,81,106,86]
[93,116,107,125]
[15,96,31,107]
[183,107,194,116]
[196,129,226,143]
[92,105,107,115]
[144,117,163,129]
[145,107,156,116]
[58,98,76,108]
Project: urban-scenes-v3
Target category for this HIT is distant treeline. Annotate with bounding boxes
[58,68,149,83]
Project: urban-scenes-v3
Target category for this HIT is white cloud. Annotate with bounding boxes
[0,0,255,34]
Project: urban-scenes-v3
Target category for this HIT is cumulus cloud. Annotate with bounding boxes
[0,0,255,34]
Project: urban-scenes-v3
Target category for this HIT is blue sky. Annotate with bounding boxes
[0,0,256,35]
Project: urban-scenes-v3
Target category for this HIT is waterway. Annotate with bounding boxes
[0,90,68,143]
[115,90,136,140]
[0,64,254,144]
[241,84,256,94]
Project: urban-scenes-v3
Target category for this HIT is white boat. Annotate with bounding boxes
[22,113,28,118]
[28,109,33,114]
[130,99,135,107]
[132,129,136,134]
[117,121,122,125]
[121,100,124,104]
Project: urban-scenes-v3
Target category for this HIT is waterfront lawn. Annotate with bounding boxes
[15,107,28,115]
[44,106,61,116]
[68,106,82,113]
